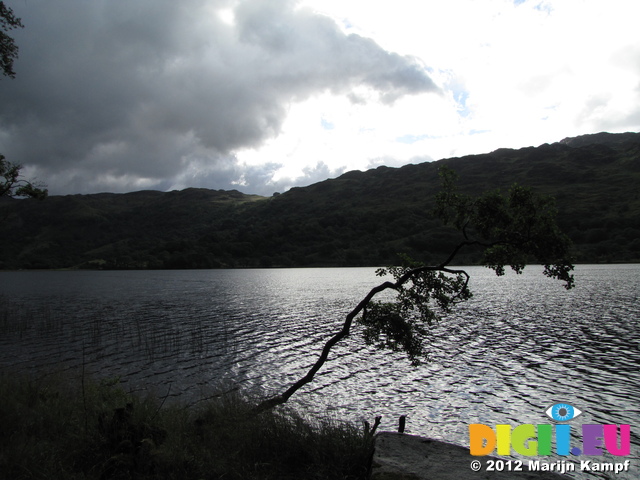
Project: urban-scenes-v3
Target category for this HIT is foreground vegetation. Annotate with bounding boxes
[0,372,373,479]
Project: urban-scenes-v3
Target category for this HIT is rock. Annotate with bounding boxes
[371,432,572,480]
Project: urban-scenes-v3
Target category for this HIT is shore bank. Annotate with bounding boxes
[372,432,571,479]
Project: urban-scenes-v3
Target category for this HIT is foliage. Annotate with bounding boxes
[0,0,23,78]
[0,154,48,199]
[0,371,373,479]
[255,167,575,411]
[359,255,472,365]
[434,167,574,287]
[356,168,573,367]
[0,5,48,206]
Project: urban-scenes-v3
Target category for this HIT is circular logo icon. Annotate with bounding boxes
[545,403,582,422]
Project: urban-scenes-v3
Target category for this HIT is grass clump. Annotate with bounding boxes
[0,372,374,479]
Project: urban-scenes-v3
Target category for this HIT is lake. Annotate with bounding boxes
[1,265,638,479]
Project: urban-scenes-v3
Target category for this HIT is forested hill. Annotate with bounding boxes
[1,131,639,269]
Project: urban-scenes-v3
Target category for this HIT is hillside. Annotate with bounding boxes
[1,132,639,269]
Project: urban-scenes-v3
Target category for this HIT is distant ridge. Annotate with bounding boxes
[557,131,639,148]
[1,132,639,269]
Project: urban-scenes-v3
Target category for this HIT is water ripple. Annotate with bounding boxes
[0,265,638,480]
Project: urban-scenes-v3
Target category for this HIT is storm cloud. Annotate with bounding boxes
[0,0,438,195]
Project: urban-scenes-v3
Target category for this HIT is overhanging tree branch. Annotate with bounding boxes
[254,262,472,412]
[254,167,575,413]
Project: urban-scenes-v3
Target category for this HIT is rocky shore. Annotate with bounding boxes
[371,432,572,479]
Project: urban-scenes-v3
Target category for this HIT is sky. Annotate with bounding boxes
[1,0,639,196]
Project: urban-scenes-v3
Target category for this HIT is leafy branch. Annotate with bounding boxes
[1,0,24,79]
[0,154,48,199]
[254,167,574,412]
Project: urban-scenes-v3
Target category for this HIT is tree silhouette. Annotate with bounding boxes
[255,167,574,412]
[1,154,47,199]
[0,3,46,200]
[0,1,23,78]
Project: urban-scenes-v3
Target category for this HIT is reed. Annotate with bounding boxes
[0,298,61,336]
[0,370,374,479]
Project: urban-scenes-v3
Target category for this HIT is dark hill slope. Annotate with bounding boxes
[241,132,640,266]
[0,189,265,269]
[1,132,639,269]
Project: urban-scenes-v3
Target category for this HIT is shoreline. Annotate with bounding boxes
[372,432,573,479]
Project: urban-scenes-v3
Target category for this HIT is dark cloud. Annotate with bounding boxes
[0,0,438,195]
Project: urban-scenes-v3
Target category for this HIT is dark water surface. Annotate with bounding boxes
[1,265,638,479]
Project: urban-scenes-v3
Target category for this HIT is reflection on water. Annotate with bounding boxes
[1,265,638,480]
